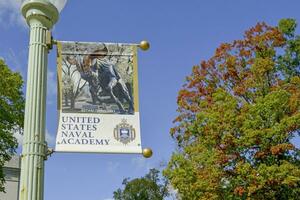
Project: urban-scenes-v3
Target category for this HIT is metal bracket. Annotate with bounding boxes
[45,148,54,160]
[46,30,53,50]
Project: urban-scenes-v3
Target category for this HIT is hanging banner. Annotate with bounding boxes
[55,41,142,153]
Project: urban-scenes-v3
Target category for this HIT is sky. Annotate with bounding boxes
[1,0,300,199]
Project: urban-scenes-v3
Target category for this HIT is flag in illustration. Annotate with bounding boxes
[55,41,142,153]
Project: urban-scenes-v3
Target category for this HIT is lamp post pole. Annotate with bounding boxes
[19,1,59,199]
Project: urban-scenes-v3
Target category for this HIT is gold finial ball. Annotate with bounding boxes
[139,40,150,51]
[142,148,153,158]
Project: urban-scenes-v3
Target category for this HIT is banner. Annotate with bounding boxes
[55,41,142,153]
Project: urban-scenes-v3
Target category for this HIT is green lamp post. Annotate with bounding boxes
[19,1,66,199]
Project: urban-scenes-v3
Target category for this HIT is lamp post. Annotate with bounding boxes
[19,1,65,199]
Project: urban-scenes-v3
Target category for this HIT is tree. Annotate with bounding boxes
[0,59,24,192]
[164,19,300,200]
[61,57,86,109]
[113,168,170,200]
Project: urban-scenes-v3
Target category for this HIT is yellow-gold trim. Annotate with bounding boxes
[132,45,139,112]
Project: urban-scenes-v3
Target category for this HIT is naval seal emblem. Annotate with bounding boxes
[114,119,136,144]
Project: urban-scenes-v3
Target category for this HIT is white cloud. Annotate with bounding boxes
[0,0,26,28]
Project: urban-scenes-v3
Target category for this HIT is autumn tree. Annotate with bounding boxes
[0,59,24,192]
[164,19,300,200]
[113,168,170,200]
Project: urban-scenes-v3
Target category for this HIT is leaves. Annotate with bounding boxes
[165,20,300,199]
[113,168,170,200]
[0,59,24,192]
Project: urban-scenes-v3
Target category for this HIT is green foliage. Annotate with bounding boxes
[278,19,300,79]
[164,20,300,199]
[278,19,297,37]
[113,168,170,200]
[0,59,24,192]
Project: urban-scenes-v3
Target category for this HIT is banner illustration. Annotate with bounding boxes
[55,41,142,153]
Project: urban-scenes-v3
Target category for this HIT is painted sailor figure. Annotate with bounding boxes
[92,47,134,114]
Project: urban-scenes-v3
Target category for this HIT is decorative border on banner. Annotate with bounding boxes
[55,151,143,154]
[56,41,63,110]
[133,45,139,112]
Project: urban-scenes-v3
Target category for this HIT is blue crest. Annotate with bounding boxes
[114,119,136,144]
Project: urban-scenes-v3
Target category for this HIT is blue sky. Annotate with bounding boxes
[1,0,300,199]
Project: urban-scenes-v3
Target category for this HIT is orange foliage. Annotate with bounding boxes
[270,143,294,155]
[234,186,245,196]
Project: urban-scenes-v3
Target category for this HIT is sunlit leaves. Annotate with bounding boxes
[0,59,24,192]
[165,20,300,199]
[113,169,170,200]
